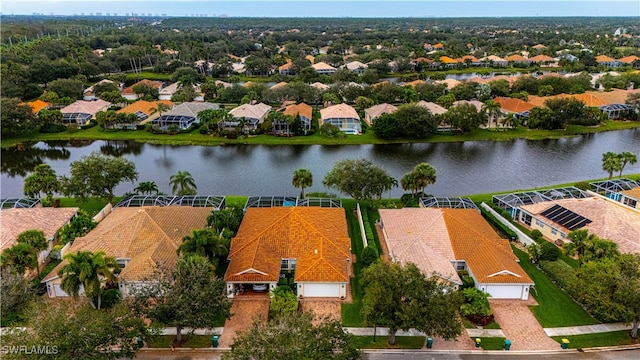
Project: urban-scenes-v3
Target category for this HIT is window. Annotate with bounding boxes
[551,228,557,235]
[560,232,566,239]
[116,258,128,269]
[280,258,296,271]
[535,219,545,228]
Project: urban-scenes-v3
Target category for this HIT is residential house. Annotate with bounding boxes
[439,56,459,68]
[1,207,79,268]
[528,54,558,67]
[404,79,426,88]
[152,101,218,130]
[505,54,531,65]
[480,55,508,67]
[363,103,397,126]
[215,80,233,89]
[224,207,351,298]
[42,206,213,298]
[312,62,337,75]
[415,101,447,116]
[121,80,164,101]
[310,82,330,91]
[319,103,361,135]
[518,196,640,254]
[26,100,50,114]
[412,57,437,70]
[453,99,484,112]
[158,82,204,102]
[433,78,462,90]
[344,61,368,75]
[596,55,621,68]
[493,97,535,120]
[618,55,640,68]
[83,79,122,101]
[432,43,445,51]
[222,103,272,132]
[61,99,111,125]
[269,82,288,90]
[318,46,330,55]
[279,61,295,75]
[305,55,315,64]
[590,178,640,209]
[275,102,313,135]
[116,100,174,129]
[379,208,533,299]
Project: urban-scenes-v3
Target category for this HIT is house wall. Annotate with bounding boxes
[45,278,82,298]
[518,211,567,243]
[321,117,361,134]
[297,282,346,298]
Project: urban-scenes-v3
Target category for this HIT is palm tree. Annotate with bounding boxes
[134,181,160,195]
[502,113,519,129]
[411,163,437,196]
[482,100,502,129]
[387,176,399,198]
[618,151,637,177]
[17,230,48,274]
[23,164,59,204]
[177,229,230,267]
[566,229,596,268]
[0,243,38,275]
[152,102,172,118]
[292,169,313,199]
[169,171,197,196]
[401,172,419,198]
[58,251,119,309]
[602,152,622,179]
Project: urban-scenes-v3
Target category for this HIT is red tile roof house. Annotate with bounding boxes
[224,207,351,299]
[276,103,313,135]
[1,207,79,271]
[379,208,533,299]
[120,79,164,101]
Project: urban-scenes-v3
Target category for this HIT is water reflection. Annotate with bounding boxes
[1,143,71,177]
[100,140,144,157]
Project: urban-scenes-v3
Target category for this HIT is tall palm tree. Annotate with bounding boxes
[134,181,160,196]
[566,229,596,268]
[58,251,119,309]
[292,169,313,199]
[177,229,230,267]
[411,163,437,196]
[618,151,637,177]
[152,102,172,118]
[17,230,48,274]
[169,171,197,196]
[482,100,502,128]
[387,176,399,199]
[401,172,419,198]
[0,243,38,275]
[602,152,622,179]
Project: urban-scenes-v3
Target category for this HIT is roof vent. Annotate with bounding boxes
[314,249,318,254]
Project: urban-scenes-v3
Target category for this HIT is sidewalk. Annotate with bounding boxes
[160,327,224,335]
[544,323,632,337]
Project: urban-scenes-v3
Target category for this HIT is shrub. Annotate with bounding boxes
[574,182,590,191]
[269,286,299,318]
[461,288,493,326]
[305,192,336,198]
[539,260,578,294]
[530,229,543,241]
[479,207,517,240]
[538,241,561,261]
[39,123,67,133]
[199,124,209,134]
[56,210,97,245]
[360,245,379,268]
[101,289,122,308]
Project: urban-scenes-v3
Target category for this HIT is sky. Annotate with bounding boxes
[1,1,639,17]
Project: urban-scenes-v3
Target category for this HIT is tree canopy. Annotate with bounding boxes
[323,159,395,201]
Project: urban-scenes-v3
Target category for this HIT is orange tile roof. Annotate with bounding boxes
[225,207,351,283]
[121,80,163,95]
[28,100,50,113]
[433,43,444,49]
[278,61,294,71]
[592,88,640,105]
[439,56,458,64]
[505,54,527,62]
[442,209,533,285]
[596,55,616,63]
[405,80,426,87]
[1,208,79,252]
[618,55,640,64]
[42,206,211,282]
[283,102,313,120]
[493,97,535,113]
[117,100,174,116]
[528,54,555,63]
[305,55,315,64]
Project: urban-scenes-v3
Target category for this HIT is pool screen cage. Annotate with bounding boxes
[590,178,639,193]
[0,198,42,209]
[420,196,478,209]
[244,196,342,210]
[116,195,225,209]
[492,187,588,211]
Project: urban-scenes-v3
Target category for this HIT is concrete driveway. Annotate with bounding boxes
[217,296,270,348]
[489,299,559,351]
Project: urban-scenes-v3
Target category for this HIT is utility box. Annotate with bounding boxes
[561,338,569,349]
[426,338,433,349]
[475,338,481,348]
[503,339,511,350]
[212,335,219,348]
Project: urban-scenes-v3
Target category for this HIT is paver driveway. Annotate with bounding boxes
[489,298,559,350]
[218,296,270,348]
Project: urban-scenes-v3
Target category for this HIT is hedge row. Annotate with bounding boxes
[539,260,578,294]
[479,206,518,240]
[361,208,375,244]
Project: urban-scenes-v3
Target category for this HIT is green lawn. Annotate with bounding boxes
[473,337,507,350]
[43,197,116,217]
[224,196,249,209]
[551,331,639,349]
[353,336,425,349]
[342,199,366,327]
[512,246,598,328]
[146,334,215,348]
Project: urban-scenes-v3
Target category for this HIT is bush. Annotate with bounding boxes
[101,289,122,308]
[479,207,517,240]
[400,192,425,207]
[305,192,336,198]
[360,245,379,268]
[269,286,299,318]
[574,182,590,191]
[461,288,493,326]
[531,229,543,241]
[39,123,67,133]
[538,241,561,261]
[199,124,209,134]
[79,121,97,129]
[539,260,578,294]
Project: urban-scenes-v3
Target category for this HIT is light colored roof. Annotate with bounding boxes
[61,99,111,115]
[520,197,640,254]
[404,80,426,87]
[121,79,163,95]
[1,208,79,252]
[283,103,312,120]
[345,61,368,71]
[310,82,330,91]
[311,62,337,71]
[433,78,461,89]
[225,207,351,283]
[117,100,174,116]
[229,102,272,120]
[493,97,535,113]
[278,61,294,71]
[28,100,50,113]
[590,88,640,105]
[453,99,484,112]
[364,103,398,122]
[320,103,360,121]
[162,101,218,117]
[415,100,447,115]
[270,81,288,90]
[621,188,640,201]
[532,44,547,49]
[84,79,117,95]
[481,55,507,63]
[158,82,202,96]
[42,206,212,282]
[379,208,461,285]
[215,80,233,88]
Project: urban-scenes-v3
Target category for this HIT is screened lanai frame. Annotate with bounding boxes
[0,198,41,209]
[590,178,640,193]
[492,186,588,211]
[62,112,91,125]
[244,196,342,210]
[116,195,225,209]
[420,196,478,209]
[152,115,196,129]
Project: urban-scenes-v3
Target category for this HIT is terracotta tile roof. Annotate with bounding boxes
[528,54,555,63]
[413,57,434,64]
[1,208,79,252]
[28,100,50,113]
[433,78,462,89]
[590,89,640,105]
[439,56,458,64]
[117,100,174,116]
[305,55,315,64]
[453,99,484,112]
[364,103,398,124]
[520,197,640,254]
[278,61,294,71]
[320,103,359,121]
[270,81,288,90]
[493,97,535,113]
[224,207,351,283]
[311,62,337,71]
[618,55,640,64]
[621,187,640,201]
[532,44,547,49]
[433,43,444,49]
[121,80,163,95]
[404,80,426,87]
[61,99,111,115]
[528,91,616,108]
[526,95,550,108]
[310,82,330,91]
[41,207,211,282]
[229,103,272,121]
[458,55,479,63]
[596,55,616,63]
[283,103,313,120]
[505,54,527,62]
[562,93,608,107]
[442,209,533,285]
[481,55,507,63]
[416,101,447,115]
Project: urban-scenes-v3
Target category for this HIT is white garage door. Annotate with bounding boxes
[53,284,71,297]
[484,285,524,299]
[303,283,340,297]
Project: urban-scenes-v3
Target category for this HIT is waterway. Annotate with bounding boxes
[1,129,638,199]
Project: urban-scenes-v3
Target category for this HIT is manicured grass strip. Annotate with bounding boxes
[44,197,114,217]
[484,321,501,329]
[512,246,598,327]
[473,337,507,350]
[342,199,366,327]
[353,336,425,349]
[551,331,638,349]
[224,196,248,209]
[342,300,364,327]
[146,335,215,348]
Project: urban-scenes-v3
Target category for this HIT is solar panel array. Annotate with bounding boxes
[540,204,592,230]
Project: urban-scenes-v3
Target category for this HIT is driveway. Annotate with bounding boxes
[217,297,270,348]
[489,299,559,350]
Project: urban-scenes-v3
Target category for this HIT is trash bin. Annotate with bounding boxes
[136,337,144,349]
[426,338,433,349]
[475,338,481,348]
[212,335,219,348]
[561,338,569,349]
[503,339,511,350]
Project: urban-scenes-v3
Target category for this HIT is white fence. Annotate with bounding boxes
[355,203,368,248]
[480,202,534,246]
[92,203,113,223]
